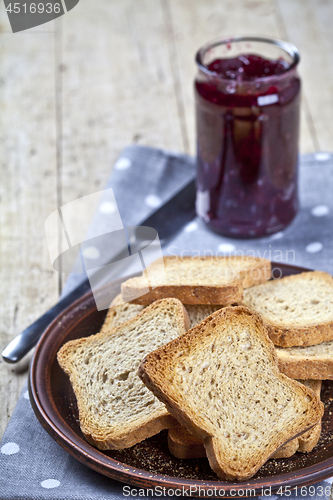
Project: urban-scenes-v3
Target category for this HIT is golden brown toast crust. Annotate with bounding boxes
[268,323,333,348]
[167,426,305,461]
[243,271,333,347]
[122,256,271,305]
[57,298,190,450]
[100,303,144,333]
[125,283,243,306]
[168,426,206,460]
[139,306,324,481]
[278,357,333,380]
[168,378,322,460]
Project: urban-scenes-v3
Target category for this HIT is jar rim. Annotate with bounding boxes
[195,36,300,82]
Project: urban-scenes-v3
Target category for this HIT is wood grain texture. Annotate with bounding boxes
[0,0,332,441]
[277,0,333,152]
[59,0,184,201]
[0,3,58,439]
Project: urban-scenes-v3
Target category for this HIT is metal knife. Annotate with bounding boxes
[2,178,196,363]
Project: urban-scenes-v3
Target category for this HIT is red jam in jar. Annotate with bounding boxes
[195,37,301,238]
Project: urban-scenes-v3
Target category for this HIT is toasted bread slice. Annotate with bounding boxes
[168,379,322,460]
[57,298,190,450]
[100,302,144,333]
[296,380,322,452]
[139,306,323,481]
[186,305,226,327]
[277,340,333,380]
[102,299,225,335]
[121,256,271,305]
[242,271,333,347]
[168,425,301,461]
[168,425,206,459]
[168,426,302,460]
[271,438,299,458]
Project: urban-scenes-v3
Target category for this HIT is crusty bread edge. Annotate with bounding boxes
[123,283,243,306]
[243,271,333,347]
[267,322,333,348]
[100,303,145,334]
[121,255,271,305]
[57,298,190,450]
[167,425,308,461]
[167,429,298,461]
[168,409,322,460]
[203,376,323,481]
[298,421,322,453]
[277,356,333,380]
[84,413,178,450]
[271,439,299,459]
[139,308,268,442]
[139,306,324,480]
[168,427,206,460]
[58,336,178,450]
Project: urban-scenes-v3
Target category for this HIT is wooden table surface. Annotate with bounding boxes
[1,0,332,440]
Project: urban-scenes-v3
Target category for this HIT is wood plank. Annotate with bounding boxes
[167,0,315,154]
[57,0,187,290]
[59,0,184,208]
[276,0,333,152]
[0,4,58,439]
[273,0,316,153]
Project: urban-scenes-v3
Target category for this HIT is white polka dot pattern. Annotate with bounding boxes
[1,442,20,455]
[145,194,162,208]
[41,479,61,489]
[82,246,101,260]
[114,157,132,170]
[184,221,198,232]
[270,231,284,240]
[218,243,236,254]
[306,242,323,253]
[311,205,329,217]
[99,201,117,214]
[315,152,331,161]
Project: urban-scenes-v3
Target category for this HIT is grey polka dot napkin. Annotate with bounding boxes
[2,145,333,500]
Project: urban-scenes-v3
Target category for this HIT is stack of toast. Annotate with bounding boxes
[57,255,333,481]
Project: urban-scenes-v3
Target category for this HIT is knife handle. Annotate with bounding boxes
[2,280,91,363]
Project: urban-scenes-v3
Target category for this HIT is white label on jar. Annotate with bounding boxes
[258,94,279,106]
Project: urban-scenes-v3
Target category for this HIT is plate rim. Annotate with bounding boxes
[28,263,333,497]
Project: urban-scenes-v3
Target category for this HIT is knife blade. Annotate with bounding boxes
[2,178,196,363]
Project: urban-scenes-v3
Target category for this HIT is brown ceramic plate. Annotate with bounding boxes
[29,263,333,498]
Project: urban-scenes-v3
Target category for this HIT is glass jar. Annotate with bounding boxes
[195,36,301,238]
